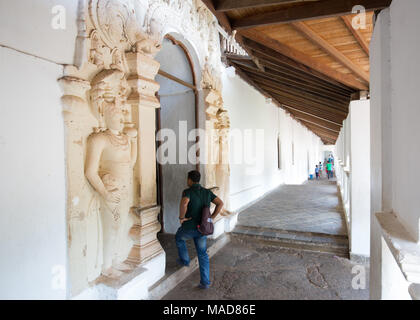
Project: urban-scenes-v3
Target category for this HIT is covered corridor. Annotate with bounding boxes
[1,0,420,301]
[163,178,366,300]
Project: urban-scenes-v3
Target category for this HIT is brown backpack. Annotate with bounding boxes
[194,188,214,236]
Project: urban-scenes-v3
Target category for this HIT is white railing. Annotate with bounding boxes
[217,25,248,56]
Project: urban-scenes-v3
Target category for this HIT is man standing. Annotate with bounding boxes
[176,170,224,289]
[326,160,333,179]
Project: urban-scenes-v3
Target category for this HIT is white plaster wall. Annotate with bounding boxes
[389,0,420,243]
[370,0,420,299]
[381,237,411,300]
[349,100,371,258]
[0,0,78,65]
[221,68,324,212]
[369,7,390,300]
[0,0,79,299]
[0,47,67,299]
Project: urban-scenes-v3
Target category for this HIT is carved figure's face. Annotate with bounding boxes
[104,102,124,131]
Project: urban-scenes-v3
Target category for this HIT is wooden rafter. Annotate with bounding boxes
[214,0,316,12]
[230,59,350,104]
[281,104,343,126]
[285,109,342,131]
[264,88,348,117]
[231,46,354,96]
[232,65,340,142]
[239,29,368,90]
[341,15,370,56]
[290,21,370,83]
[294,117,340,133]
[231,0,392,29]
[249,76,348,111]
[268,92,346,122]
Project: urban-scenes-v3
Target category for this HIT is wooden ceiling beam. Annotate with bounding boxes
[214,0,316,12]
[243,37,354,93]
[341,15,370,56]
[230,61,345,140]
[294,117,341,133]
[232,64,337,139]
[240,30,368,90]
[232,0,392,29]
[249,75,349,111]
[281,104,343,126]
[239,51,354,98]
[229,60,351,104]
[269,92,347,121]
[290,21,370,83]
[304,123,339,138]
[299,122,337,143]
[201,0,232,34]
[231,54,351,98]
[286,109,342,131]
[256,82,348,116]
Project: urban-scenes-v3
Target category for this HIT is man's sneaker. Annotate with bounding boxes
[176,258,189,267]
[198,283,210,290]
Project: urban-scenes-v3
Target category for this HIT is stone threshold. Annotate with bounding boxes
[376,212,420,284]
[231,225,349,258]
[148,233,230,300]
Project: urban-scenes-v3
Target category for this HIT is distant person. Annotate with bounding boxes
[318,161,323,177]
[315,165,320,180]
[326,160,333,179]
[176,170,224,289]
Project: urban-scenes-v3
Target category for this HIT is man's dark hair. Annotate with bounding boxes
[188,170,201,183]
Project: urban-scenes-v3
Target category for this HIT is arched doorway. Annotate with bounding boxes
[155,35,199,234]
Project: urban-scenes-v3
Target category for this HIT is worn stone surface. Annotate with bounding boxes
[237,178,347,236]
[162,238,369,300]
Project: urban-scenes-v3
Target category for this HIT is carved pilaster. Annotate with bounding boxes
[125,50,163,265]
[127,206,163,264]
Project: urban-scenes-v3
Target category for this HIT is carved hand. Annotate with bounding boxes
[104,189,121,204]
[124,127,138,139]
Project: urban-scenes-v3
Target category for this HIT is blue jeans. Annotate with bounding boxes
[175,226,210,286]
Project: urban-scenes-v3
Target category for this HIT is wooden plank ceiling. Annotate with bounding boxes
[203,0,392,144]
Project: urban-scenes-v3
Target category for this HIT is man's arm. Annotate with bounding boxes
[211,197,224,220]
[179,197,191,224]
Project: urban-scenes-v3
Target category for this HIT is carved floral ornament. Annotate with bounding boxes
[82,0,222,73]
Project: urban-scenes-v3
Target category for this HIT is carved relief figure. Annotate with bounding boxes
[85,69,137,278]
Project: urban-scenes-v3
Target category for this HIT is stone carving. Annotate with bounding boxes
[202,64,231,215]
[215,108,231,215]
[144,0,222,68]
[62,0,230,296]
[85,69,137,278]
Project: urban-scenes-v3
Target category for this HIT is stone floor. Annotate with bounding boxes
[161,178,367,300]
[238,177,347,236]
[158,233,216,276]
[162,237,369,300]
